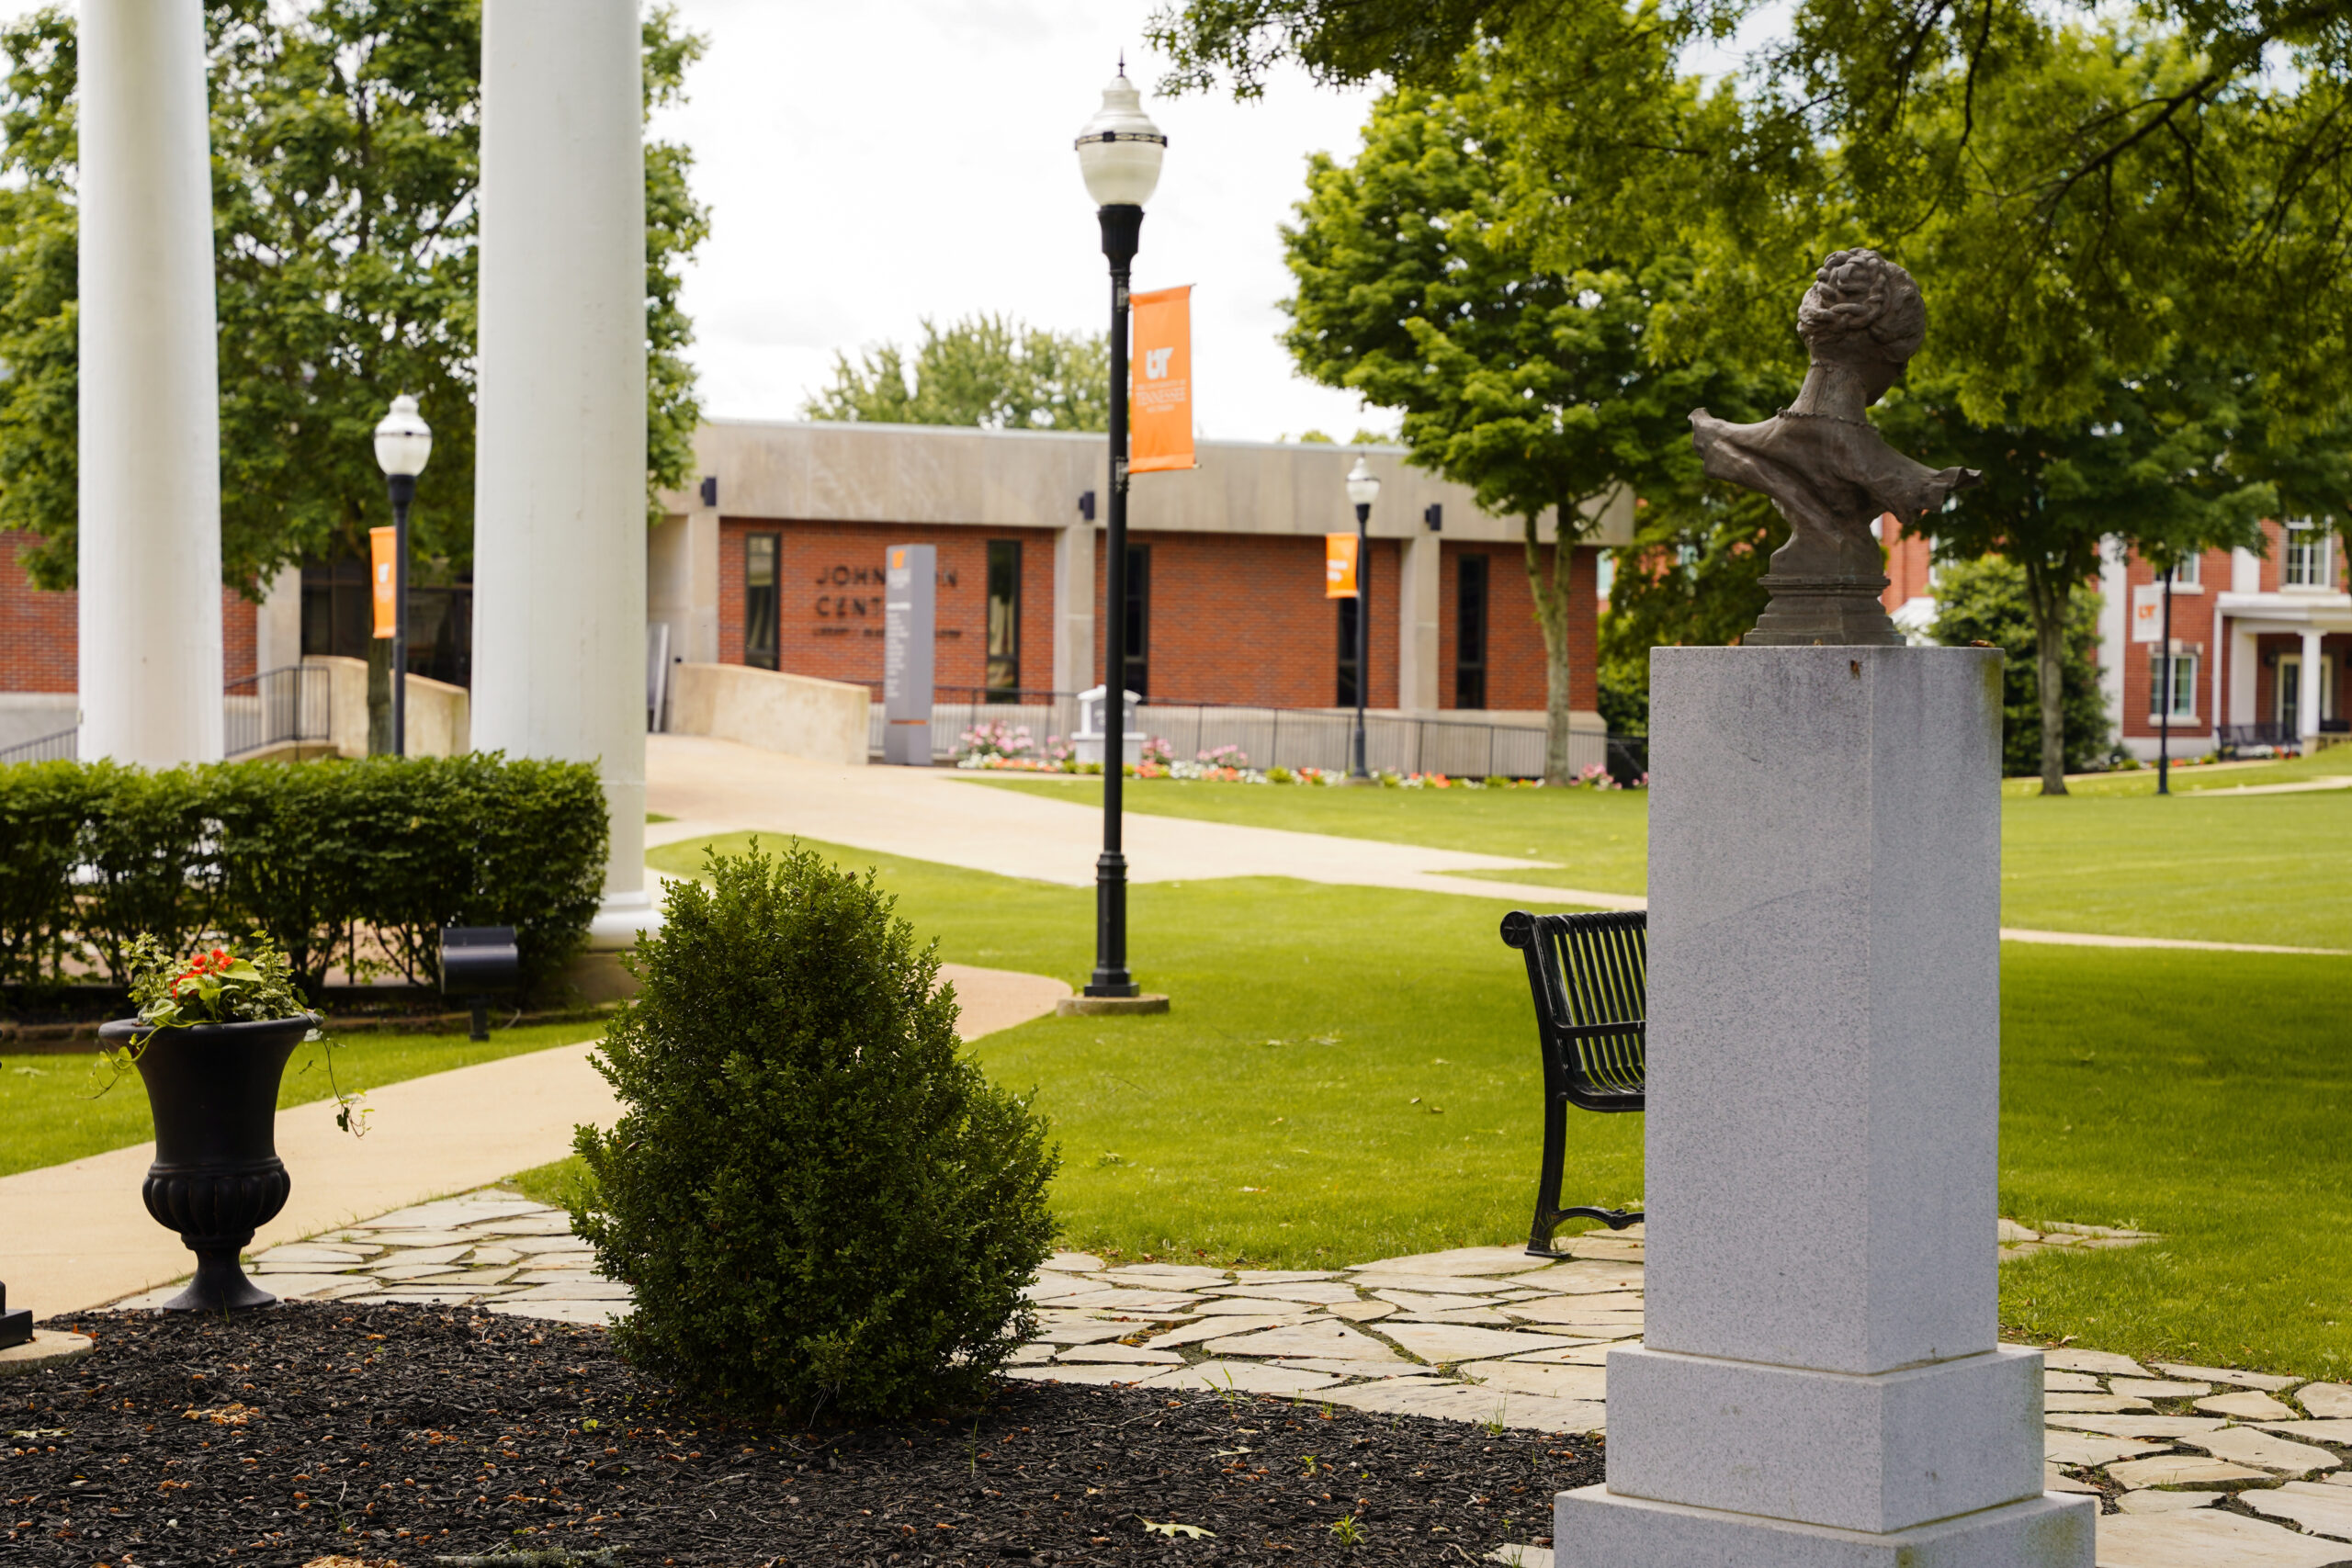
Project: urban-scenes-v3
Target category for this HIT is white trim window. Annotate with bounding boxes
[2166,553,2200,587]
[2283,519,2337,588]
[2149,647,2199,721]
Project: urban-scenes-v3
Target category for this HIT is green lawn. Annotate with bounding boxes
[0,1021,602,1179]
[965,769,2352,948]
[643,831,2352,1378]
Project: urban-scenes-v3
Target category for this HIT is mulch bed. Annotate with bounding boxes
[9,1305,1602,1566]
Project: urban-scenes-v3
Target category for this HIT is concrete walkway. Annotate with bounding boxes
[646,734,1639,908]
[4,963,1069,1316]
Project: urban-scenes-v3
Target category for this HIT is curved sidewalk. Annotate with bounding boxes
[5,963,1069,1316]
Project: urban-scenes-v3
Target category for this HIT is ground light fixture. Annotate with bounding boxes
[1345,457,1381,781]
[1074,62,1164,999]
[373,393,433,755]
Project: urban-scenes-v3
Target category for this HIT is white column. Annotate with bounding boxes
[2300,627,2325,744]
[1053,524,1096,694]
[472,0,647,926]
[1558,647,2092,1568]
[2229,619,2258,732]
[1396,532,1441,712]
[77,0,222,765]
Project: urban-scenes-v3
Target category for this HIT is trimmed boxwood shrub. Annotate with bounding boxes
[571,840,1057,1419]
[0,753,606,996]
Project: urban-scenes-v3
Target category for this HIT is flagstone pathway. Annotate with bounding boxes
[98,1196,2352,1567]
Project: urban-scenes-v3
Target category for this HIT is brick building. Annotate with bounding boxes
[1875,514,2348,759]
[650,420,1627,725]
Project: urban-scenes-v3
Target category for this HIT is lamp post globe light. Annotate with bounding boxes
[373,392,433,755]
[1345,457,1380,781]
[1074,63,1164,1001]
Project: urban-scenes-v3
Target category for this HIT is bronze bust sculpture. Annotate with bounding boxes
[1690,249,1980,645]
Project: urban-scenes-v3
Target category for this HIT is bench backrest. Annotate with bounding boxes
[1499,908,1646,1111]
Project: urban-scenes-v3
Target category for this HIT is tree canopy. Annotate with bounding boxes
[800,313,1109,433]
[0,0,709,594]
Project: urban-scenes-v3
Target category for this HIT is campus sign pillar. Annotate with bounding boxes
[471,0,650,940]
[77,0,224,766]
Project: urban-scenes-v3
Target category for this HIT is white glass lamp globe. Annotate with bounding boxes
[1346,457,1381,511]
[373,392,433,479]
[1074,66,1167,209]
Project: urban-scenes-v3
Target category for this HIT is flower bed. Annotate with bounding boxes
[10,1304,1603,1564]
[953,736,1640,789]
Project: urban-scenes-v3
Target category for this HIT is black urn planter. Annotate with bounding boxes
[97,1013,319,1314]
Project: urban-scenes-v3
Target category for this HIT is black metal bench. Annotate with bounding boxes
[1499,908,1645,1255]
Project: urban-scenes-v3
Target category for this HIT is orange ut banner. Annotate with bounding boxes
[1325,532,1360,598]
[369,526,398,637]
[1130,284,1194,473]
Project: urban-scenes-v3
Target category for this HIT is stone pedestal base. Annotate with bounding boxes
[1055,994,1170,1016]
[1555,1486,2094,1568]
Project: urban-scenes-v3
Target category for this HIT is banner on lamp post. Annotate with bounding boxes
[1130,284,1194,473]
[2130,583,2164,644]
[369,526,398,637]
[1325,532,1360,598]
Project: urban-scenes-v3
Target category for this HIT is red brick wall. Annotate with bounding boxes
[1093,531,1398,708]
[1439,541,1598,711]
[718,519,1057,693]
[1,534,77,693]
[0,533,255,692]
[1881,515,1933,609]
[2118,548,2225,739]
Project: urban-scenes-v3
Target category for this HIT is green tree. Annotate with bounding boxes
[1597,485,1786,726]
[802,312,1109,432]
[1927,557,2111,777]
[1283,61,1759,780]
[0,0,710,594]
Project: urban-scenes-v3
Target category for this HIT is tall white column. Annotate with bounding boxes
[2300,627,2325,745]
[1559,647,2092,1568]
[472,0,647,923]
[1396,532,1441,712]
[77,0,222,765]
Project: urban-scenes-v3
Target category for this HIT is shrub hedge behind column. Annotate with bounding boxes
[0,753,607,996]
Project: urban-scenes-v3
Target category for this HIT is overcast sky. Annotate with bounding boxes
[650,0,1385,441]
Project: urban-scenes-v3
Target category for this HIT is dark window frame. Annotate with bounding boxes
[1455,552,1489,710]
[986,539,1023,699]
[1123,543,1151,700]
[743,530,781,671]
[1336,594,1360,708]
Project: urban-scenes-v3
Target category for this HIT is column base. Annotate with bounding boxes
[587,889,661,952]
[1555,1485,2094,1568]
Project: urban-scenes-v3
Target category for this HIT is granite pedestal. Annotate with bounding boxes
[1555,647,2092,1567]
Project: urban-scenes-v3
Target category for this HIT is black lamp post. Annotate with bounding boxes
[1345,457,1380,782]
[2156,558,2175,796]
[373,393,434,755]
[1074,63,1165,999]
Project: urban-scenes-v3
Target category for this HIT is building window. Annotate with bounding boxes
[2166,553,2199,586]
[2150,648,2199,720]
[744,532,780,670]
[1455,553,1488,710]
[1336,595,1360,707]
[1123,544,1150,699]
[2284,521,2337,588]
[985,539,1022,699]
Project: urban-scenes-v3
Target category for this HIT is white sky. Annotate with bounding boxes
[650,0,1388,441]
[0,0,1387,442]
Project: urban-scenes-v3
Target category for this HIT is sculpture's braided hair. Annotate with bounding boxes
[1797,249,1927,363]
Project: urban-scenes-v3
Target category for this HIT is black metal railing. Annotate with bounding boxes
[864,685,1637,781]
[224,664,334,758]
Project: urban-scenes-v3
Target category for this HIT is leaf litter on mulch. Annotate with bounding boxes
[9,1304,1601,1565]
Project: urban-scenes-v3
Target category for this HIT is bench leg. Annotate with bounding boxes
[1527,1092,1571,1257]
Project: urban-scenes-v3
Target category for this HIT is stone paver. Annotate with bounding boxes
[2112,1490,2221,1515]
[2094,1508,2352,1568]
[2241,1481,2352,1542]
[2105,1455,2271,1488]
[2046,1429,2174,1467]
[2181,1427,2344,1476]
[2159,1363,2303,1393]
[2301,1384,2352,1419]
[2200,1391,2306,1422]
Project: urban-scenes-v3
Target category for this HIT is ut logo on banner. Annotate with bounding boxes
[1144,346,1174,379]
[1130,285,1195,473]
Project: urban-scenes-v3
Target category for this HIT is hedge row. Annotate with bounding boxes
[0,754,608,997]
